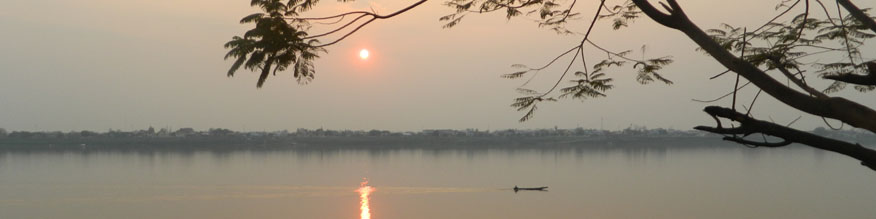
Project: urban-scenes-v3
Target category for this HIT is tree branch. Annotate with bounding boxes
[300,0,429,48]
[823,62,876,86]
[630,0,680,28]
[694,106,876,171]
[294,11,371,21]
[303,14,370,40]
[769,58,829,99]
[631,0,876,133]
[836,0,876,34]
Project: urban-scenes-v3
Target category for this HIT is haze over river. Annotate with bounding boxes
[1,143,875,219]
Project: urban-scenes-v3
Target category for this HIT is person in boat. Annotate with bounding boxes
[513,185,519,192]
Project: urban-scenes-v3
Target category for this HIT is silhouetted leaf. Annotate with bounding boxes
[228,55,247,77]
[823,81,846,93]
[502,71,529,79]
[516,88,540,95]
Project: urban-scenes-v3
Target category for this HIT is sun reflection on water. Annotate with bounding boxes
[357,178,375,219]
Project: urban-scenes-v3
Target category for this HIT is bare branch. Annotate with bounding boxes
[314,18,377,48]
[769,57,830,98]
[585,40,644,63]
[541,49,580,96]
[836,0,876,34]
[694,106,876,170]
[724,136,792,147]
[692,81,752,103]
[630,0,680,28]
[813,0,839,26]
[300,0,429,48]
[293,11,371,21]
[709,69,731,79]
[303,14,370,40]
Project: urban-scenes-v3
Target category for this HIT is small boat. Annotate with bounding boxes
[513,186,548,192]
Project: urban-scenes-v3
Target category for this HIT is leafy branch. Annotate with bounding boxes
[226,0,428,87]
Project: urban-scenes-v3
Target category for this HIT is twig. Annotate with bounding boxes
[298,0,428,48]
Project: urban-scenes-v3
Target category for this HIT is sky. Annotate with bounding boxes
[0,0,874,132]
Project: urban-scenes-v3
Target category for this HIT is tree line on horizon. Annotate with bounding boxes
[0,126,872,141]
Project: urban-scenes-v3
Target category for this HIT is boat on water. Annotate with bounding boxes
[513,186,548,192]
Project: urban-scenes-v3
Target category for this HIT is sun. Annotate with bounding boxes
[359,49,370,60]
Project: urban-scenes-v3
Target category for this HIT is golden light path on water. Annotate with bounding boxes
[357,178,375,219]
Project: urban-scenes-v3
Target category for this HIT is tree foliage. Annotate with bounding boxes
[226,0,876,171]
[225,0,326,87]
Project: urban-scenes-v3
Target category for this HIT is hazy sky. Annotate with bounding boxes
[0,0,874,132]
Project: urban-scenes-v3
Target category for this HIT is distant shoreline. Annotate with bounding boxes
[0,135,715,149]
[1,127,872,151]
[1,135,873,151]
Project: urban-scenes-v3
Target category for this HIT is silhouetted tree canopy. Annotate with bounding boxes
[225,0,327,87]
[227,0,876,171]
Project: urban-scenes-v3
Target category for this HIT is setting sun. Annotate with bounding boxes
[359,49,370,60]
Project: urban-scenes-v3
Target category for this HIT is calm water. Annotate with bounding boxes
[1,144,875,219]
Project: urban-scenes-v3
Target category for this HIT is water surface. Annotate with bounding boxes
[1,144,874,219]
